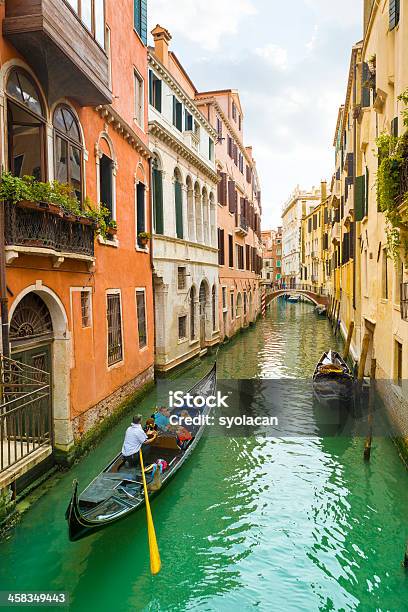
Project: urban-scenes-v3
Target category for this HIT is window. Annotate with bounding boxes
[53,105,83,202]
[190,287,196,340]
[149,71,162,112]
[68,0,105,46]
[174,172,183,239]
[178,315,187,340]
[232,101,237,121]
[152,157,164,234]
[277,260,281,267]
[228,235,234,267]
[230,291,234,321]
[134,0,147,45]
[185,110,193,131]
[173,96,183,131]
[134,70,144,127]
[6,68,46,180]
[178,267,186,290]
[107,293,123,366]
[395,340,403,386]
[212,286,217,331]
[136,289,147,348]
[236,244,244,270]
[136,182,146,247]
[216,117,223,139]
[396,258,404,304]
[222,287,227,310]
[389,0,400,30]
[81,291,91,328]
[218,228,225,265]
[100,153,114,220]
[218,172,227,206]
[209,138,214,162]
[382,248,389,299]
[238,115,242,131]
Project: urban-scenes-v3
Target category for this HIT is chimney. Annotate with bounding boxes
[151,25,172,68]
[321,180,327,202]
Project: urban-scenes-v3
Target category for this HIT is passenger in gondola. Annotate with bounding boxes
[153,406,171,431]
[120,414,148,468]
[144,417,158,444]
[176,426,193,450]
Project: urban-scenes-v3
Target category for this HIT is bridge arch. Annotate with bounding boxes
[265,290,328,308]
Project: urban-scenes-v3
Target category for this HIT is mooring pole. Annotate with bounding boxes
[358,333,370,381]
[343,321,355,361]
[364,358,376,461]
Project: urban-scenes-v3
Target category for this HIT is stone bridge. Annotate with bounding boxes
[265,288,329,307]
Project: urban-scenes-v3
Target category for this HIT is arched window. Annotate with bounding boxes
[6,68,46,180]
[212,285,217,331]
[174,169,183,239]
[53,105,83,202]
[190,286,196,340]
[152,156,164,234]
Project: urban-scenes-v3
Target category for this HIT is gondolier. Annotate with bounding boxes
[121,415,148,467]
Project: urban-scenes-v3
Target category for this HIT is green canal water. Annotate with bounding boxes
[1,299,408,611]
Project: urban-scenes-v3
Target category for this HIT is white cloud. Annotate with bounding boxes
[148,0,257,51]
[306,24,319,52]
[255,44,288,71]
[304,0,362,27]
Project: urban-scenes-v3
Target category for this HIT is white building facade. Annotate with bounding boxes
[148,27,220,373]
[281,186,320,288]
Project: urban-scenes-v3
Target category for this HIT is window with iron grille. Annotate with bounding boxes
[178,267,186,290]
[136,289,147,349]
[178,315,187,340]
[222,286,227,310]
[107,293,123,366]
[401,282,408,321]
[81,291,91,328]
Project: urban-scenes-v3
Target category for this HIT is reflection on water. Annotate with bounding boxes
[1,299,408,612]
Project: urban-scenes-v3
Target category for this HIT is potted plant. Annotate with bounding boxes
[106,220,118,238]
[137,231,151,247]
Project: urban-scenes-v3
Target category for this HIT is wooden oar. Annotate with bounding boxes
[139,449,161,575]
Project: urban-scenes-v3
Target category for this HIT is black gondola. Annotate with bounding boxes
[66,363,216,542]
[313,350,354,405]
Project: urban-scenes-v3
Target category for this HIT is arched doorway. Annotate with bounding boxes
[10,293,53,373]
[199,281,208,347]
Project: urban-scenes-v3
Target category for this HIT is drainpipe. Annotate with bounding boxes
[148,157,156,365]
[352,51,357,312]
[0,199,10,357]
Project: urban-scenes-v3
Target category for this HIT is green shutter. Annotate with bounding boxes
[153,168,164,234]
[175,181,183,238]
[140,0,147,45]
[361,63,371,108]
[390,0,400,30]
[355,175,365,221]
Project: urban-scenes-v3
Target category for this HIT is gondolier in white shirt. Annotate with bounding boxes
[121,414,148,468]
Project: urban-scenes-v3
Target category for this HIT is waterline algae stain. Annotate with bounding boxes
[1,301,408,611]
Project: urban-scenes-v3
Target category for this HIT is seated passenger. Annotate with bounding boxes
[144,417,158,444]
[176,426,193,450]
[153,406,171,431]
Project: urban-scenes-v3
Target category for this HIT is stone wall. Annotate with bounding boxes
[72,365,155,440]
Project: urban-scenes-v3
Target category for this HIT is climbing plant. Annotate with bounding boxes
[376,89,408,262]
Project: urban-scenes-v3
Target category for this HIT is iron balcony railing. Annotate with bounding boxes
[235,214,249,235]
[0,355,51,473]
[5,202,95,257]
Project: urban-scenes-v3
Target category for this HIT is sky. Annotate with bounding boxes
[148,0,362,230]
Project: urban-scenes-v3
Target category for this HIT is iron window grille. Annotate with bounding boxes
[81,291,91,328]
[107,293,123,366]
[401,282,408,321]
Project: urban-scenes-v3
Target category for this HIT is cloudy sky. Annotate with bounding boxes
[148,0,362,229]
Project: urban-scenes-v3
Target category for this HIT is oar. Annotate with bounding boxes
[139,449,161,575]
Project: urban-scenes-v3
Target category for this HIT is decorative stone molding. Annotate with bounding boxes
[95,105,151,159]
[149,120,219,183]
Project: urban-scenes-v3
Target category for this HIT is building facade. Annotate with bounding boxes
[148,26,220,373]
[195,90,263,341]
[282,186,321,288]
[261,228,282,286]
[0,0,154,489]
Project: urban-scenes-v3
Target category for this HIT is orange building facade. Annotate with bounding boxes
[0,0,154,472]
[195,91,263,341]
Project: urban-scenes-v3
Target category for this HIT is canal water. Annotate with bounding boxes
[1,299,408,611]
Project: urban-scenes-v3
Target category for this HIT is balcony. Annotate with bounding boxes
[235,214,248,237]
[3,0,112,106]
[5,201,95,268]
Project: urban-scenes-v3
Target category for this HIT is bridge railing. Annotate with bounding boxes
[265,284,328,296]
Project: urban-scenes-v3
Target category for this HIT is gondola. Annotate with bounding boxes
[66,363,216,542]
[315,305,327,316]
[287,295,300,303]
[313,350,354,405]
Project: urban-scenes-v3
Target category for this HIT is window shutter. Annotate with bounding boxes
[361,62,371,108]
[391,116,399,137]
[347,152,354,177]
[185,111,193,131]
[140,0,147,44]
[153,168,164,234]
[228,180,236,213]
[149,70,154,106]
[354,175,365,221]
[389,0,400,30]
[175,181,183,238]
[155,79,162,112]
